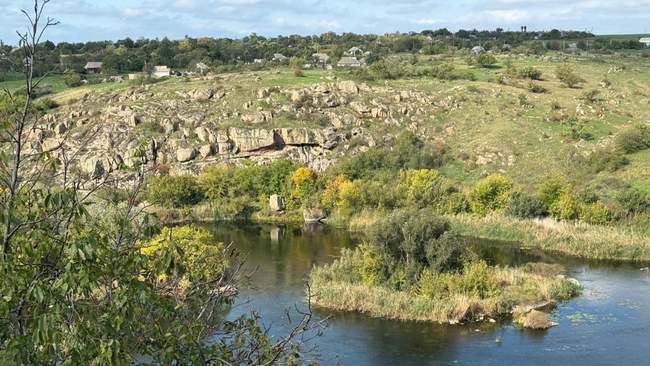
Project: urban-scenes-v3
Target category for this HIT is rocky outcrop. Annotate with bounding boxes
[269,195,284,212]
[303,207,326,223]
[177,148,198,162]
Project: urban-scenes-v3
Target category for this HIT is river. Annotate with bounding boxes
[206,223,650,366]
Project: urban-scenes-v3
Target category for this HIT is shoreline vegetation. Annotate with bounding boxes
[151,204,650,263]
[307,209,581,326]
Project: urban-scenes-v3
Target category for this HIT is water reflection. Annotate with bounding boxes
[203,222,650,366]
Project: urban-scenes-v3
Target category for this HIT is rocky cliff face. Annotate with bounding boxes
[29,75,448,182]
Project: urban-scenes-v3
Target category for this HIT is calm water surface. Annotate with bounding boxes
[206,223,650,366]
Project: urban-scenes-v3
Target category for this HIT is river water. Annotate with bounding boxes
[206,223,650,366]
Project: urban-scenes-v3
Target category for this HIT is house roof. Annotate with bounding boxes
[337,56,364,66]
[196,62,209,70]
[84,62,103,69]
[640,38,650,43]
[153,65,170,72]
[273,53,288,60]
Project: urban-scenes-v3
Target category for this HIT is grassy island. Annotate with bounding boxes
[310,209,581,324]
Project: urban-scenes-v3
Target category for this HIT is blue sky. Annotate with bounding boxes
[1,0,649,44]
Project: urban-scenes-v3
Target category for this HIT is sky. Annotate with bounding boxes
[1,0,650,44]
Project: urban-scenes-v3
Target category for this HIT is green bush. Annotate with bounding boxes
[505,192,548,219]
[335,131,445,180]
[475,54,497,68]
[549,192,579,221]
[149,175,204,208]
[587,149,629,173]
[469,174,514,215]
[616,188,650,216]
[615,125,650,154]
[369,58,409,80]
[63,71,83,87]
[368,209,467,275]
[518,66,542,80]
[578,202,611,225]
[539,178,568,206]
[527,81,547,93]
[556,65,585,88]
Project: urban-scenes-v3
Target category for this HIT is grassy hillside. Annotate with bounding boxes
[41,52,650,203]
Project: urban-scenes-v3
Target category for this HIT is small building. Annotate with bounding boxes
[253,58,265,64]
[195,62,210,75]
[345,47,363,56]
[128,73,141,80]
[152,65,171,78]
[337,56,366,68]
[272,53,289,63]
[471,46,485,55]
[640,38,650,47]
[84,61,103,74]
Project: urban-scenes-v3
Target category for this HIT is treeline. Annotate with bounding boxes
[148,131,650,226]
[1,28,627,77]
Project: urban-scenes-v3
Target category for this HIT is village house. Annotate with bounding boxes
[84,61,103,74]
[337,56,366,68]
[152,65,171,78]
[253,58,265,64]
[640,38,650,47]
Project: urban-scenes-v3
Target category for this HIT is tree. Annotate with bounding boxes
[0,2,323,363]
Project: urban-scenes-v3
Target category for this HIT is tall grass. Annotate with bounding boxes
[447,213,650,261]
[309,249,579,324]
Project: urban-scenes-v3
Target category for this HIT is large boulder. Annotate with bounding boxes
[303,207,326,224]
[176,148,198,162]
[228,128,278,152]
[83,158,105,179]
[337,80,359,94]
[521,310,558,330]
[269,195,284,212]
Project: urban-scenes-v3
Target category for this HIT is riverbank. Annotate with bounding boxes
[447,214,650,262]
[152,205,650,262]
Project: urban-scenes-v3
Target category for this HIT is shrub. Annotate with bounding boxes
[581,89,600,103]
[63,71,83,87]
[140,225,226,287]
[369,58,408,80]
[368,209,466,274]
[556,65,585,88]
[518,66,542,80]
[451,261,499,299]
[475,54,497,68]
[578,202,611,225]
[469,174,514,215]
[587,149,629,173]
[527,81,547,93]
[505,192,548,219]
[149,175,203,208]
[397,169,449,208]
[616,188,650,216]
[549,192,579,221]
[321,175,362,212]
[539,178,568,206]
[290,166,317,203]
[615,125,650,154]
